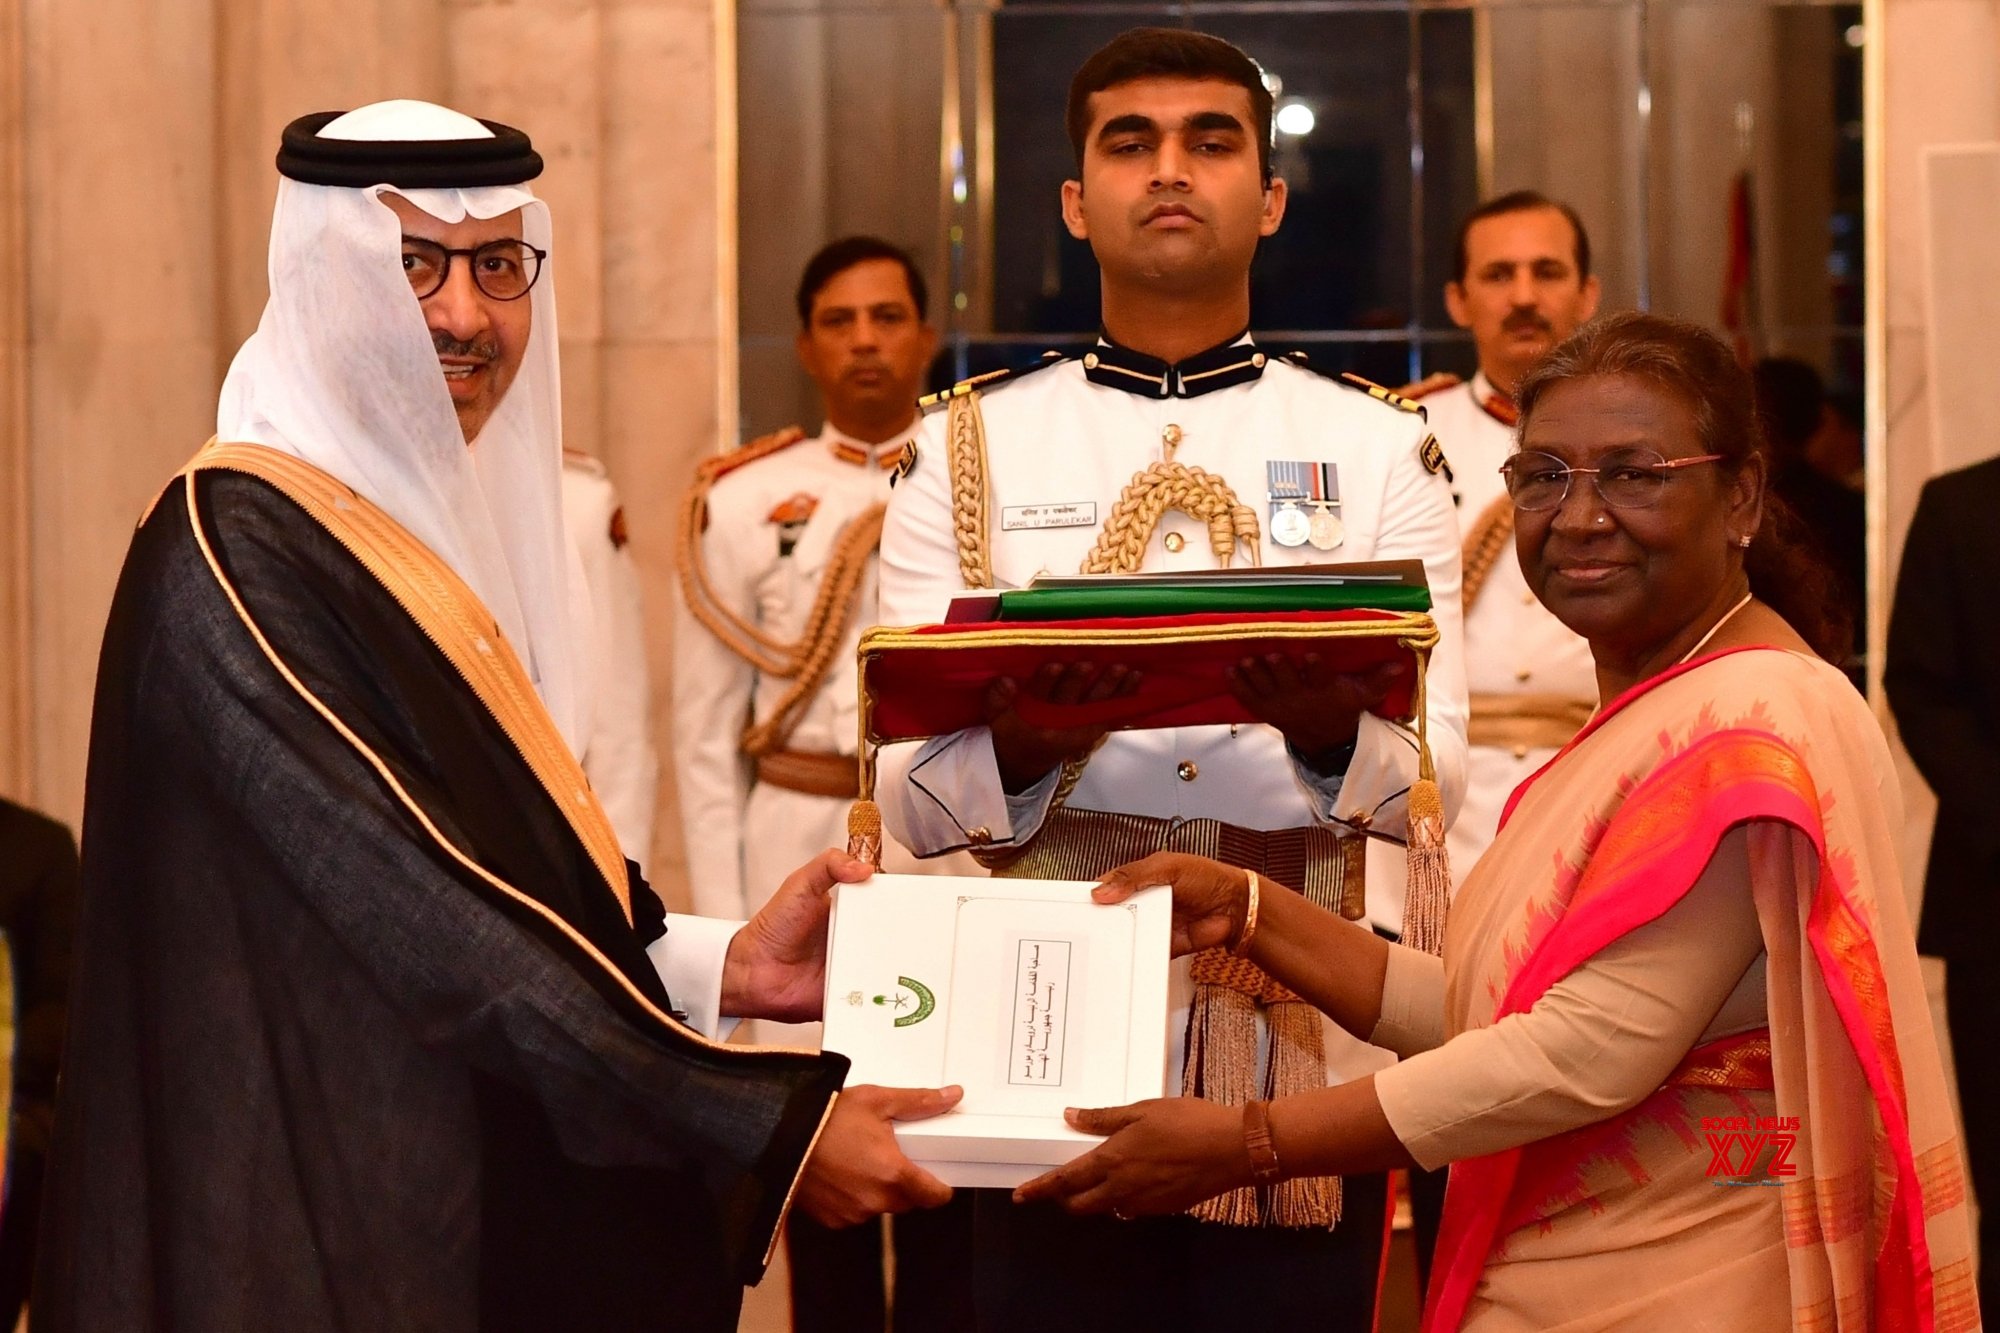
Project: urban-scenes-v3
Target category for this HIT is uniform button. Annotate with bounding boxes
[1083,352,1101,370]
[1515,668,1532,683]
[1176,760,1198,782]
[1512,745,1529,760]
[1164,532,1186,553]
[967,826,992,845]
[1163,423,1183,447]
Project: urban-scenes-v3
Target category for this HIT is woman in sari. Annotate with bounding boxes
[1015,314,1979,1332]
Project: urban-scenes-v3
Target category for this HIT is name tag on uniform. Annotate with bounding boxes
[1002,502,1098,531]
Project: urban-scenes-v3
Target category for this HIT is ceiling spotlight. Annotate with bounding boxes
[1276,101,1316,137]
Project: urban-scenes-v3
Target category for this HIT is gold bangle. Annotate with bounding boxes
[1232,871,1261,957]
[1243,1099,1283,1185]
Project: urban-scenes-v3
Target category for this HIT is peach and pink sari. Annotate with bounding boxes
[1423,647,1979,1332]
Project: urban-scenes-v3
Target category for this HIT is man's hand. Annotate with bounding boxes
[1226,653,1406,768]
[720,850,873,1022]
[796,1084,963,1228]
[1012,1098,1249,1218]
[985,662,1142,793]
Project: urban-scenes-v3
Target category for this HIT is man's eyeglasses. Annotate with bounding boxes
[401,237,546,302]
[1499,449,1726,512]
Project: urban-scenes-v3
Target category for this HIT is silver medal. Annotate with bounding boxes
[1271,502,1310,547]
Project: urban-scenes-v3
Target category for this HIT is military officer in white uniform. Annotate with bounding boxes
[672,235,977,1333]
[674,237,982,924]
[1412,191,1602,887]
[561,450,659,865]
[876,29,1468,1330]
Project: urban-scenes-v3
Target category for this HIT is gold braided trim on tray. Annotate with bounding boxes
[849,613,1442,866]
[856,613,1441,662]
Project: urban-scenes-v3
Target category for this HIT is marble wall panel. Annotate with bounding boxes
[1486,6,1646,313]
[216,0,449,360]
[0,0,28,798]
[25,0,227,822]
[448,0,608,455]
[602,3,719,347]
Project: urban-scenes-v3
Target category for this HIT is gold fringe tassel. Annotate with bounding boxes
[846,799,883,868]
[1183,984,1263,1225]
[1266,1001,1342,1227]
[1400,777,1450,956]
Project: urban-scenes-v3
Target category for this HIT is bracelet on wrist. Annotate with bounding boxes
[1243,1099,1283,1185]
[1231,871,1261,957]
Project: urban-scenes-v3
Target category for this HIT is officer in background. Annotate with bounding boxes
[561,450,659,864]
[1394,191,1600,1284]
[876,28,1469,1329]
[1405,191,1600,898]
[673,235,976,1332]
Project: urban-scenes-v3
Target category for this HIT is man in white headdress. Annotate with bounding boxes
[36,101,957,1333]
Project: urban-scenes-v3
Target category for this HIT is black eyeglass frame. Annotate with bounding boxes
[1498,450,1728,512]
[400,236,548,302]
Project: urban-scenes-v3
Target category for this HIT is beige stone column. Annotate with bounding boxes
[596,0,726,909]
[1485,3,1646,311]
[8,0,456,826]
[216,0,448,358]
[0,0,29,801]
[22,0,228,825]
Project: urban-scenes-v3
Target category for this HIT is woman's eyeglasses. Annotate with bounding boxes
[1499,449,1726,511]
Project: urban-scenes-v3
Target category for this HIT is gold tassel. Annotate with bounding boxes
[1265,1001,1341,1227]
[846,799,883,868]
[1400,777,1450,956]
[1183,983,1262,1225]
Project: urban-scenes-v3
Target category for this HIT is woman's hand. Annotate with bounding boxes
[1011,1099,1250,1217]
[1093,852,1251,958]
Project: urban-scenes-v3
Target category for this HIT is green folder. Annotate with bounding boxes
[992,559,1432,620]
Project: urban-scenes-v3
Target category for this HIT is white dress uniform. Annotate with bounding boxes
[673,426,982,927]
[876,336,1471,1086]
[1412,372,1596,886]
[561,451,659,865]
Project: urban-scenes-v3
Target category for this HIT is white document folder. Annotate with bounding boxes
[820,873,1173,1187]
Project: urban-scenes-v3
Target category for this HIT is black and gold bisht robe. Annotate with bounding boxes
[34,443,848,1333]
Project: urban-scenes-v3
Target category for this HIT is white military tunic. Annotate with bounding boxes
[561,452,660,865]
[673,426,978,926]
[1417,371,1596,886]
[877,338,1471,1084]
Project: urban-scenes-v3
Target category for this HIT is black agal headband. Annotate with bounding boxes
[275,111,543,189]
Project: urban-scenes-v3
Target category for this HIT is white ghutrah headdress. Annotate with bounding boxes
[217,99,591,752]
